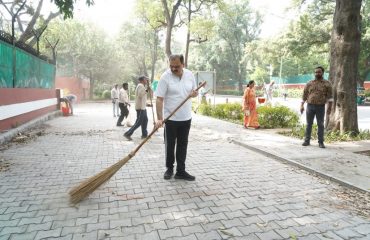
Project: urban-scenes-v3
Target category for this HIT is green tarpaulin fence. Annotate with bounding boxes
[272,73,329,85]
[0,40,55,88]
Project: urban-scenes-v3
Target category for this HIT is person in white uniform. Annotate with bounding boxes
[155,54,198,181]
[116,83,130,126]
[111,84,120,117]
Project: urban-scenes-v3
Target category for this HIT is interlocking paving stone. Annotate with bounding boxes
[61,225,86,236]
[334,228,364,239]
[144,221,168,232]
[353,224,370,235]
[158,228,183,239]
[0,225,27,236]
[195,230,222,240]
[0,103,369,240]
[180,224,205,236]
[9,232,37,240]
[0,220,19,228]
[34,228,62,240]
[255,230,282,240]
[26,222,52,232]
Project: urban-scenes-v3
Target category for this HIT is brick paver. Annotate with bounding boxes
[0,102,369,239]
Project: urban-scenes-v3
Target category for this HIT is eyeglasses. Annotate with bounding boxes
[170,65,182,69]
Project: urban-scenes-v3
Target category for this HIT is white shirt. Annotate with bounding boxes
[118,88,129,104]
[111,88,119,99]
[156,68,196,121]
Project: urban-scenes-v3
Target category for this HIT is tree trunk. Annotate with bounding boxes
[327,0,362,134]
[18,0,44,43]
[184,0,192,67]
[89,70,94,100]
[150,30,159,82]
[161,0,182,58]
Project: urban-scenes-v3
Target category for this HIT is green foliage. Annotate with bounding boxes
[197,103,299,129]
[52,0,94,19]
[93,89,104,98]
[102,90,111,100]
[189,1,262,92]
[257,105,299,129]
[43,20,119,86]
[286,88,304,98]
[198,103,243,123]
[280,124,370,143]
[364,89,370,98]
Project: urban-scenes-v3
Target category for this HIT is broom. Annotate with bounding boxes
[69,81,206,204]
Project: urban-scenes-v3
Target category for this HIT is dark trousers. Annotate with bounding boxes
[165,119,191,173]
[117,103,129,125]
[125,109,148,137]
[305,103,325,143]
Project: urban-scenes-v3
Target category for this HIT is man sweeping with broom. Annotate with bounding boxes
[69,55,203,203]
[155,54,198,181]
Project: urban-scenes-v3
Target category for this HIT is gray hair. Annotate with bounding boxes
[169,54,184,64]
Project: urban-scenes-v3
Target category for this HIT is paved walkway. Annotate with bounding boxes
[0,102,369,240]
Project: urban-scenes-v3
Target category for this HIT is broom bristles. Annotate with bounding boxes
[69,154,133,204]
[69,82,207,204]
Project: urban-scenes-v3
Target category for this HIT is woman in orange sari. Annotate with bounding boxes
[242,80,260,129]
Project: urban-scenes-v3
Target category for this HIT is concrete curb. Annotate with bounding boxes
[231,139,370,194]
[0,110,61,145]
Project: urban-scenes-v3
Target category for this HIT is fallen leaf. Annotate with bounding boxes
[257,222,268,227]
[218,229,234,237]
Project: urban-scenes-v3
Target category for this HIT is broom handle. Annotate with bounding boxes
[131,81,206,155]
[148,79,156,125]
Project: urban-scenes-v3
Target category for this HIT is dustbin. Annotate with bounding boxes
[62,106,70,116]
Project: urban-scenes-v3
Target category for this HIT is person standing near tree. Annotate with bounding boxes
[111,84,120,117]
[116,83,130,127]
[300,66,333,148]
[155,54,198,181]
[123,76,149,140]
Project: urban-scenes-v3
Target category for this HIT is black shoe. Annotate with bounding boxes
[174,171,195,181]
[164,169,173,180]
[319,142,325,148]
[141,135,148,139]
[117,123,123,126]
[123,133,132,141]
[302,141,310,146]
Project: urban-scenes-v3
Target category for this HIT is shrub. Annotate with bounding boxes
[286,88,304,98]
[198,102,243,123]
[198,103,299,128]
[364,89,370,98]
[257,105,299,128]
[93,88,103,97]
[102,90,111,99]
[280,124,370,143]
[198,103,213,116]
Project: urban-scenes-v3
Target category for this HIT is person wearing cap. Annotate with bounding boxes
[155,54,198,181]
[123,76,149,140]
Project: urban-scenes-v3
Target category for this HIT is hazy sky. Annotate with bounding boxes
[72,0,296,38]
